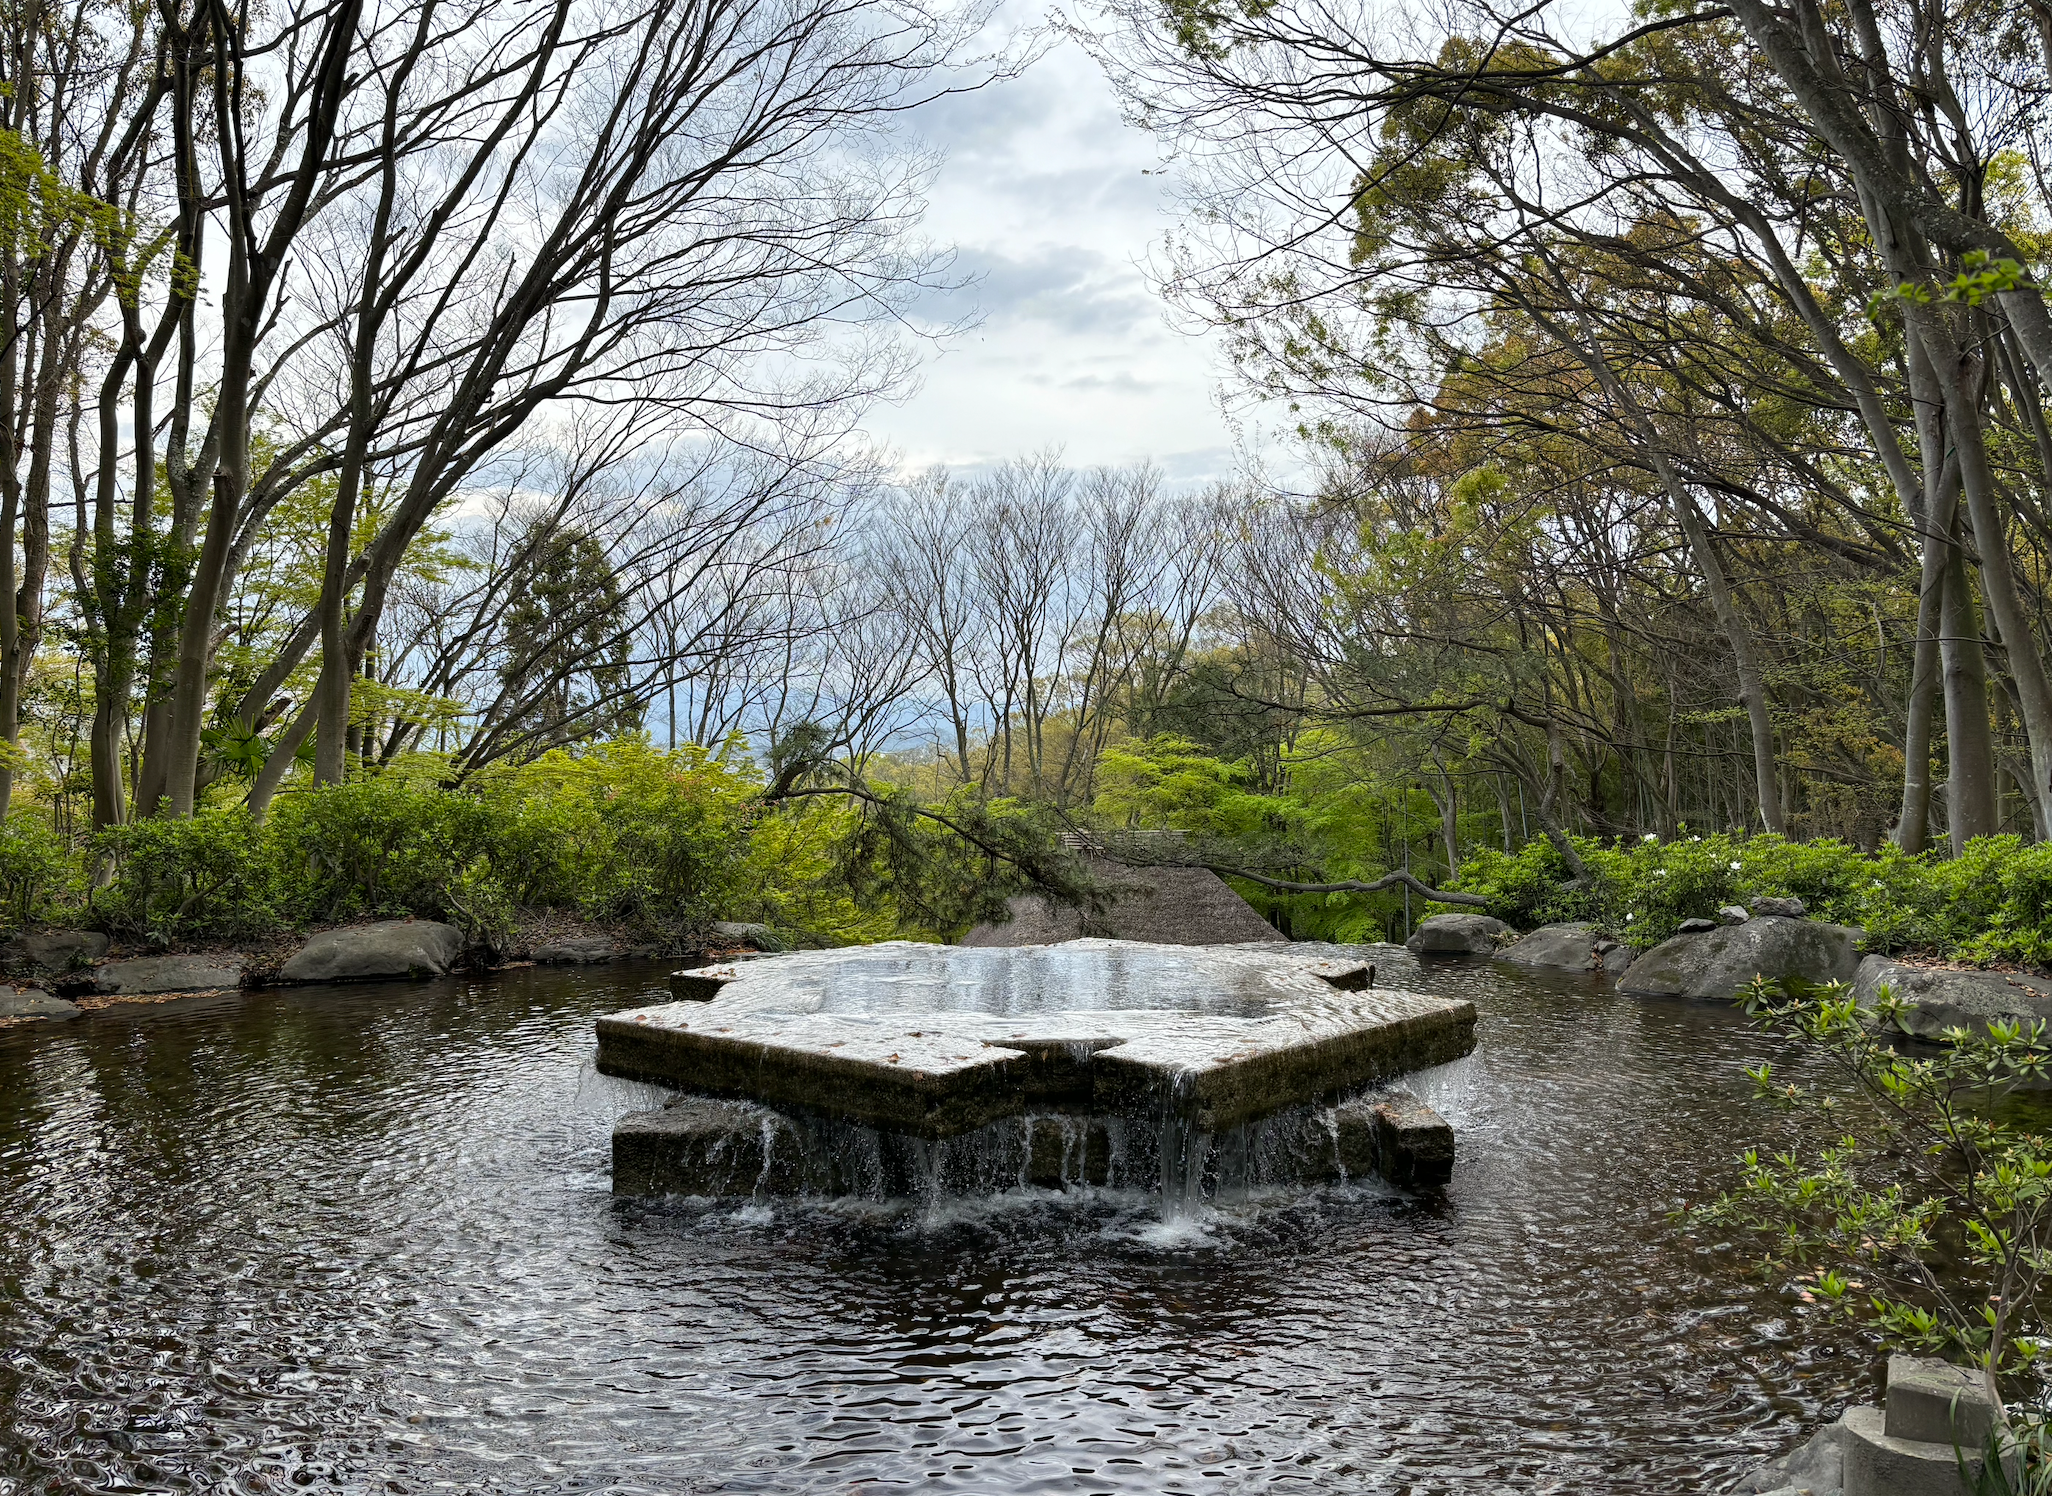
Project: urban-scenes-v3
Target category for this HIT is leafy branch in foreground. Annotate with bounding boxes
[1689,977,2052,1452]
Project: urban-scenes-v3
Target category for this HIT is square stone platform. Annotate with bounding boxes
[596,940,1476,1138]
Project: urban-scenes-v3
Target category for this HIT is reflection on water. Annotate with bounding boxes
[0,949,1868,1493]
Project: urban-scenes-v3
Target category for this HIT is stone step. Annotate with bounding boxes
[1885,1355,1997,1449]
[1842,1404,1981,1496]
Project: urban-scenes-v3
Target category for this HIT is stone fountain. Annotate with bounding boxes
[596,939,1477,1210]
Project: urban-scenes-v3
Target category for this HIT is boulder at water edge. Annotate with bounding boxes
[280,920,464,983]
[1405,913,1510,956]
[531,936,619,964]
[1617,915,1862,1001]
[0,986,79,1019]
[0,929,109,972]
[709,921,786,952]
[1855,954,2052,1040]
[1498,922,1634,975]
[87,954,244,995]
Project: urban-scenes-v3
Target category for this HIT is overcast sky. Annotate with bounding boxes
[862,26,1284,487]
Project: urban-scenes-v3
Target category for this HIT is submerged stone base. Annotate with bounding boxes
[611,1087,1456,1199]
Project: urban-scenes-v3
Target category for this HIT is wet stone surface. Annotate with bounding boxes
[611,1085,1454,1200]
[596,940,1477,1138]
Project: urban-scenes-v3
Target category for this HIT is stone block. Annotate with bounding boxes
[1364,1090,1455,1188]
[1754,896,1808,917]
[613,1097,803,1196]
[1885,1356,1998,1450]
[670,963,742,1001]
[1841,1404,1978,1496]
[1718,905,1751,926]
[605,942,1476,1140]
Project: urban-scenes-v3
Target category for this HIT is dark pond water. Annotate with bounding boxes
[0,947,1867,1494]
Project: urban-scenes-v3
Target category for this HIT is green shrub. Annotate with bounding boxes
[1450,830,2052,961]
[92,806,277,942]
[0,813,73,930]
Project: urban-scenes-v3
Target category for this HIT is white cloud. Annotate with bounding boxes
[863,27,1265,484]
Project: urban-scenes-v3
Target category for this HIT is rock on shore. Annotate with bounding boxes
[1405,913,1509,956]
[0,987,80,1019]
[88,954,244,995]
[280,920,464,983]
[1498,922,1634,975]
[1855,954,2052,1040]
[0,930,109,972]
[1617,915,1863,1000]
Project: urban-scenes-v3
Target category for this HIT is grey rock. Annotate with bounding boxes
[88,954,243,995]
[1855,954,2052,1041]
[1885,1355,1997,1449]
[1735,1419,1843,1494]
[1718,905,1752,926]
[531,936,618,964]
[962,854,1284,947]
[280,920,464,984]
[0,929,109,971]
[708,920,788,952]
[1841,1404,1980,1496]
[0,986,79,1019]
[1406,913,1510,956]
[1679,917,1719,933]
[1753,896,1808,918]
[1596,941,1635,976]
[1500,922,1601,971]
[1619,916,1864,1001]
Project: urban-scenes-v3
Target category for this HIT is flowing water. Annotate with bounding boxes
[0,947,1869,1494]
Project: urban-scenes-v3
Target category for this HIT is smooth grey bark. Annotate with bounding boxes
[1939,525,2000,851]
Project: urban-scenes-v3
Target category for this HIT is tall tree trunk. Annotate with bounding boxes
[1939,526,2000,850]
[1924,317,2052,832]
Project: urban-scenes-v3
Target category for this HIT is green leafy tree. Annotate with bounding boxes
[492,526,641,760]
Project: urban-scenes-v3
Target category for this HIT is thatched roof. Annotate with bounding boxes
[959,855,1284,947]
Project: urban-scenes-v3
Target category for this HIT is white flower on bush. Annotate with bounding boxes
[1730,861,1742,871]
[1643,833,1658,842]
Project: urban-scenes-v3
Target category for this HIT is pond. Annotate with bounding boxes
[0,946,1866,1493]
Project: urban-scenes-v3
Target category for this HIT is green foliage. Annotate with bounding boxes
[827,784,1086,940]
[0,814,74,930]
[92,807,278,943]
[1449,832,2052,959]
[72,742,764,947]
[1690,976,2052,1468]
